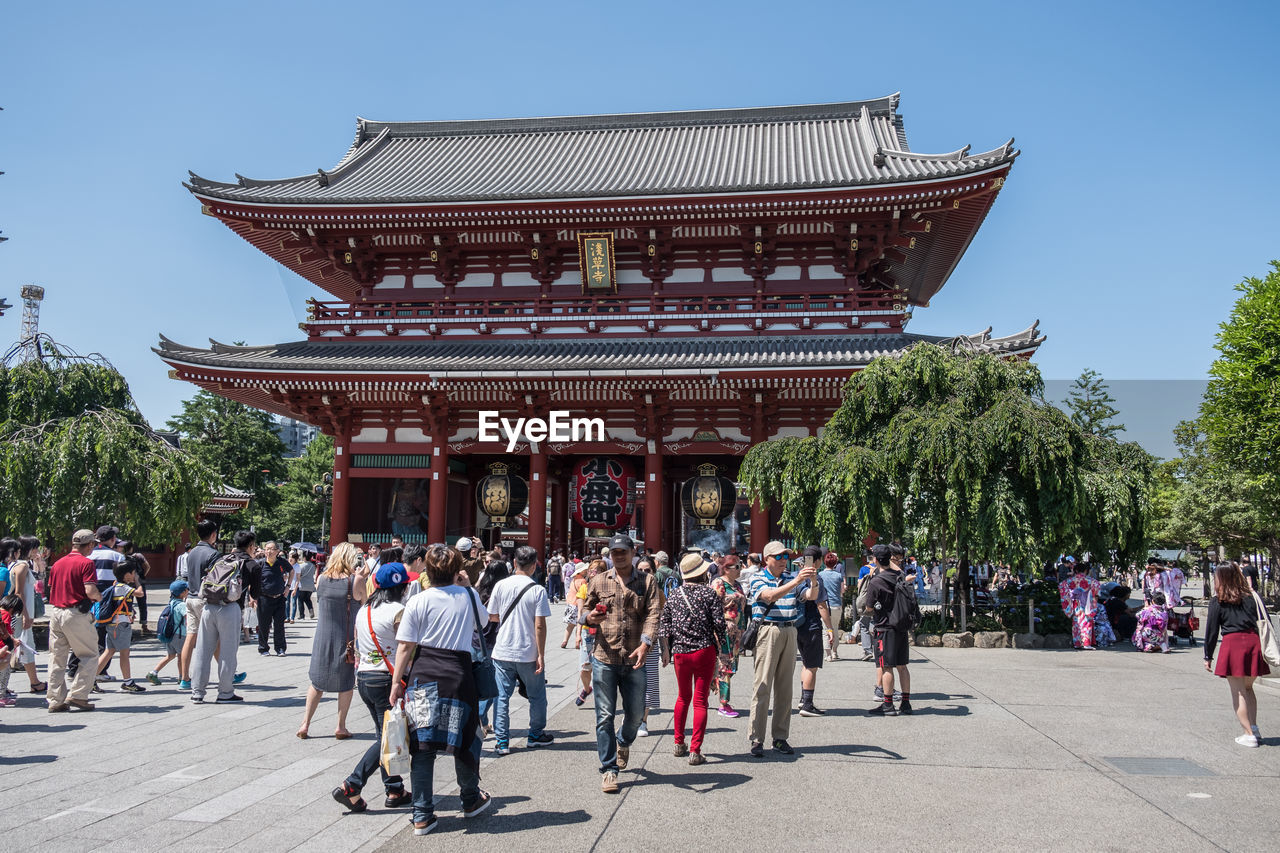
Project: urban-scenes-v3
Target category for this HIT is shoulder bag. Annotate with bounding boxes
[343,577,357,665]
[1249,590,1280,670]
[366,604,395,675]
[740,583,776,653]
[498,581,537,697]
[467,590,499,700]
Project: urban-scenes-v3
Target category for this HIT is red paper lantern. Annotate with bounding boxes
[569,456,636,533]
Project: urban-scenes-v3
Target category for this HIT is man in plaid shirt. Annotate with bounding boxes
[582,533,661,794]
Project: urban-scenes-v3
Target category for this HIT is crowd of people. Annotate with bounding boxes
[3,523,1274,835]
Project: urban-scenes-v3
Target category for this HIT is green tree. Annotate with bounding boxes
[260,433,334,543]
[0,350,213,545]
[166,390,288,525]
[1066,368,1124,439]
[1200,261,1280,495]
[739,344,1153,611]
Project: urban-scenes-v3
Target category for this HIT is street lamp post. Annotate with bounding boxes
[313,472,333,547]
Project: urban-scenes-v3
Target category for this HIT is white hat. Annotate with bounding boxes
[456,537,474,552]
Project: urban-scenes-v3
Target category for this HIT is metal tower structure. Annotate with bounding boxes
[16,284,44,361]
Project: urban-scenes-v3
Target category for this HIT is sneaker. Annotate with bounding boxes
[688,752,707,766]
[274,650,286,656]
[146,672,161,685]
[616,744,629,770]
[384,788,412,809]
[861,652,873,661]
[717,704,740,718]
[869,702,898,717]
[413,817,438,836]
[798,703,821,717]
[874,685,884,701]
[90,682,104,694]
[893,690,902,703]
[215,694,244,703]
[121,681,146,693]
[179,679,191,690]
[494,742,510,756]
[190,696,205,704]
[98,673,117,683]
[673,742,689,757]
[749,741,765,758]
[898,700,914,715]
[527,733,555,748]
[1235,734,1260,748]
[259,650,271,657]
[772,739,794,755]
[637,721,649,737]
[463,790,492,818]
[601,771,619,793]
[233,672,247,684]
[575,686,592,707]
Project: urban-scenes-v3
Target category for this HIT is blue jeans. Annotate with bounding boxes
[591,657,646,773]
[493,659,547,745]
[478,697,493,727]
[409,744,481,825]
[546,575,563,601]
[345,671,404,794]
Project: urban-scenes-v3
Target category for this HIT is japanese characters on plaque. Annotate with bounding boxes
[577,231,617,294]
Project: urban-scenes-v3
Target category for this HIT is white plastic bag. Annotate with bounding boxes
[381,703,412,777]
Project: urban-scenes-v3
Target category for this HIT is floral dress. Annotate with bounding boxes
[710,577,747,705]
[1133,604,1168,652]
[1092,602,1116,647]
[1059,573,1100,649]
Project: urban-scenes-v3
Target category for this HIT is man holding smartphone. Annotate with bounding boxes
[747,541,813,757]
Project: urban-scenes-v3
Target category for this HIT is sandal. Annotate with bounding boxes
[334,731,352,740]
[331,783,367,813]
[30,682,48,694]
[296,730,309,740]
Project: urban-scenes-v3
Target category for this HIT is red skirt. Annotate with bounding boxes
[1214,631,1271,678]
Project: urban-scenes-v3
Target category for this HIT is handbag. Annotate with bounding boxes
[467,591,499,700]
[1250,590,1280,670]
[380,702,412,777]
[740,595,776,653]
[343,577,357,665]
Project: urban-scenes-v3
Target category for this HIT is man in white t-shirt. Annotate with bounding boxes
[485,545,555,755]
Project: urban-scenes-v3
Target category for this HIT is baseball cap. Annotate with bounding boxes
[95,524,119,542]
[762,541,793,559]
[72,528,96,546]
[455,537,473,553]
[679,552,710,579]
[871,543,892,563]
[1063,555,1077,564]
[801,545,824,559]
[608,533,634,552]
[169,580,189,597]
[375,562,408,589]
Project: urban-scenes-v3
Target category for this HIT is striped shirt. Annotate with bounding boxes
[749,569,799,624]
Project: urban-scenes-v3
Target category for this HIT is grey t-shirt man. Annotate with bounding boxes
[297,560,317,592]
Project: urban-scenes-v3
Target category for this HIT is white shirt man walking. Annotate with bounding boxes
[486,545,555,756]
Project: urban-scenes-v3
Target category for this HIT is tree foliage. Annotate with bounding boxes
[1066,368,1124,439]
[258,433,334,543]
[1200,261,1280,495]
[740,344,1154,570]
[0,353,213,545]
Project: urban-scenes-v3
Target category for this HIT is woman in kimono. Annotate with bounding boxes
[1133,591,1169,652]
[1058,558,1100,650]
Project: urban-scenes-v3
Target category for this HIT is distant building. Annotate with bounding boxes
[275,417,319,457]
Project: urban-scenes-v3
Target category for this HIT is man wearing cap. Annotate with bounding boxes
[456,538,485,586]
[46,530,103,712]
[747,541,813,756]
[582,533,661,793]
[82,525,126,681]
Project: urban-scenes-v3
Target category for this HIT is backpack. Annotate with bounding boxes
[887,573,922,630]
[157,601,181,642]
[201,554,245,606]
[94,584,129,625]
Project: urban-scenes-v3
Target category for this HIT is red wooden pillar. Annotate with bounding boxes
[428,437,449,545]
[528,449,548,557]
[330,432,351,548]
[645,442,663,555]
[550,469,568,553]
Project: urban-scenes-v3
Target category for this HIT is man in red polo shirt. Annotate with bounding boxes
[47,529,103,712]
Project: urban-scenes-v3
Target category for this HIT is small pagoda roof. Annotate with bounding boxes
[201,482,253,515]
[156,324,1043,376]
[186,95,1017,205]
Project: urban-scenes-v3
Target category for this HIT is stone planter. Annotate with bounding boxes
[973,630,1007,649]
[942,631,974,648]
[1011,632,1044,649]
[913,633,943,647]
[1043,633,1073,649]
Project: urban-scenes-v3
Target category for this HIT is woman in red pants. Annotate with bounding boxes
[658,553,728,765]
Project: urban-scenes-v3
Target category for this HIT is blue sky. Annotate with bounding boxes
[2,1,1277,443]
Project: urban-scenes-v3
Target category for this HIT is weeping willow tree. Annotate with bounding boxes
[740,343,1153,603]
[0,338,214,545]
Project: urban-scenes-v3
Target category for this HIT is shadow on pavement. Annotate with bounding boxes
[0,754,59,765]
[465,803,592,835]
[627,768,751,792]
[790,743,906,760]
[0,723,85,734]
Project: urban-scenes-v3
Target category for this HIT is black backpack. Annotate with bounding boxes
[887,573,922,630]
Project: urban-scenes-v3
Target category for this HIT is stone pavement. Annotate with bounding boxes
[3,613,1279,853]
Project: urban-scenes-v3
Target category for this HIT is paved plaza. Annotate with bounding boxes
[3,612,1278,853]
